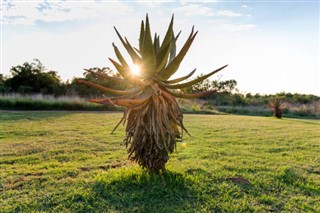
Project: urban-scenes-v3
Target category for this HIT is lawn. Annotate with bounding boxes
[0,112,319,212]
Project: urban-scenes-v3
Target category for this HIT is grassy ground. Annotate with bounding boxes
[0,112,319,212]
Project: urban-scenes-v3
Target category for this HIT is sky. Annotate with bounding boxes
[1,0,319,95]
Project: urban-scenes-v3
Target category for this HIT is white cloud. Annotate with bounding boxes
[173,4,214,16]
[139,1,170,8]
[217,10,242,17]
[217,24,256,32]
[173,4,243,18]
[2,1,133,25]
[241,4,253,10]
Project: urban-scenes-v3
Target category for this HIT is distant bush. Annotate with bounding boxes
[216,106,271,117]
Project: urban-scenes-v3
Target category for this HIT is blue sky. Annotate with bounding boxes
[1,0,319,95]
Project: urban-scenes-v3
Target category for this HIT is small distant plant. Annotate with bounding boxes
[269,98,285,118]
[78,14,228,173]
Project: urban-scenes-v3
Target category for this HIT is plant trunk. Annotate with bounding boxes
[124,92,183,173]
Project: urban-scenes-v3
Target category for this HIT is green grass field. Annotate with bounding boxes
[1,112,319,212]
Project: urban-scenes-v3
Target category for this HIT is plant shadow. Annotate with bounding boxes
[84,170,198,212]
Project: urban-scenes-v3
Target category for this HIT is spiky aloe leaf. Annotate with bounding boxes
[112,43,130,68]
[159,27,198,80]
[160,15,174,52]
[108,58,131,80]
[156,31,180,74]
[88,98,112,105]
[88,97,148,107]
[77,79,137,96]
[160,64,228,89]
[156,42,172,73]
[83,69,126,83]
[141,14,156,76]
[114,27,141,64]
[112,97,149,107]
[124,37,142,64]
[108,58,144,87]
[164,87,217,99]
[139,20,145,52]
[168,31,177,63]
[154,33,160,55]
[164,69,196,84]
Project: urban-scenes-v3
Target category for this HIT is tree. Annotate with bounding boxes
[0,74,9,93]
[190,77,237,94]
[78,15,228,173]
[218,79,237,93]
[5,59,63,95]
[190,74,211,92]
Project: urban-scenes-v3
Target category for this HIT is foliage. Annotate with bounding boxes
[0,94,116,111]
[0,73,9,93]
[183,76,237,95]
[4,59,65,95]
[1,112,319,212]
[77,14,228,173]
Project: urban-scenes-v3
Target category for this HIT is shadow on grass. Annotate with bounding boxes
[275,168,319,196]
[73,170,198,212]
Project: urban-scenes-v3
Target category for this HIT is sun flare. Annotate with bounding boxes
[130,64,140,75]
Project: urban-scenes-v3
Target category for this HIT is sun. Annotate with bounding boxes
[130,64,140,75]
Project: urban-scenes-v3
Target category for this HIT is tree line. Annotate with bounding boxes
[0,59,125,98]
[1,59,319,106]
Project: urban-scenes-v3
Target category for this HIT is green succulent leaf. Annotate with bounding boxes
[139,20,145,52]
[156,31,180,74]
[77,79,136,96]
[88,98,112,105]
[88,97,148,107]
[154,33,160,55]
[164,68,196,84]
[112,43,130,68]
[124,37,142,64]
[160,15,174,52]
[114,27,141,64]
[141,14,156,76]
[168,31,178,63]
[159,27,198,80]
[161,65,228,89]
[156,41,172,73]
[83,69,126,83]
[164,88,218,99]
[108,58,131,80]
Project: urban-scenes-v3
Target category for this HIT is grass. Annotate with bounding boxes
[0,112,319,212]
[0,94,117,111]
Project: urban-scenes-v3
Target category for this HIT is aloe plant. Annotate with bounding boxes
[269,98,285,118]
[78,14,228,173]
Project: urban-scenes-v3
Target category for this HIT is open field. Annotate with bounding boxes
[0,112,319,212]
